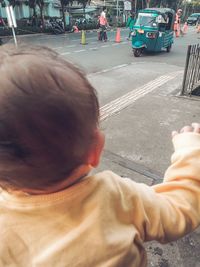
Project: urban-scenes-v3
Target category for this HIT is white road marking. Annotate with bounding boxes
[89,47,98,50]
[67,45,76,48]
[53,46,63,50]
[88,63,131,76]
[112,64,128,70]
[100,71,182,121]
[74,49,86,53]
[101,69,112,73]
[60,52,71,55]
[51,36,129,55]
[71,36,98,42]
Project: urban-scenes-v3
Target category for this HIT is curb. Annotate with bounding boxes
[0,27,127,38]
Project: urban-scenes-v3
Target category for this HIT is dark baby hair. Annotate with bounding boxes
[0,45,99,190]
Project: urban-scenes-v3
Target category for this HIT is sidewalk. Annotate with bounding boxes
[92,71,200,267]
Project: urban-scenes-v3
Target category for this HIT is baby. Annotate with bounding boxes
[0,45,200,267]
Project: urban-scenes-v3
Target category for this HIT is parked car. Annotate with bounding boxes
[187,13,200,25]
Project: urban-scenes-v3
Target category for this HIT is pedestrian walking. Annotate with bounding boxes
[174,9,183,37]
[99,7,109,41]
[1,44,200,267]
[126,12,135,40]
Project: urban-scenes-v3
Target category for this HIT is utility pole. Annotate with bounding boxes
[116,0,119,25]
[135,0,137,13]
[183,0,188,19]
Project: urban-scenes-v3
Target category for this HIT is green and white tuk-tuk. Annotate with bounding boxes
[131,8,175,57]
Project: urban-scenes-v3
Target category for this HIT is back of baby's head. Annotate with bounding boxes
[0,45,99,190]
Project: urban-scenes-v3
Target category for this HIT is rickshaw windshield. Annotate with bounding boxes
[135,12,158,27]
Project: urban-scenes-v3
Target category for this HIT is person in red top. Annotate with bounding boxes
[174,9,183,37]
[99,7,108,41]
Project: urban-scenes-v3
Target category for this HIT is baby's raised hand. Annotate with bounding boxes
[172,123,200,138]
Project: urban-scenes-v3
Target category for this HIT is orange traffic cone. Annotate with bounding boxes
[183,22,188,34]
[197,24,200,34]
[115,28,121,43]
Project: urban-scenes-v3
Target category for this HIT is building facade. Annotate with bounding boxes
[0,0,124,24]
[0,0,63,19]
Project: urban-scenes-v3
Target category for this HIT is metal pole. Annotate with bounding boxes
[183,0,187,20]
[117,0,119,25]
[181,45,191,96]
[11,25,17,47]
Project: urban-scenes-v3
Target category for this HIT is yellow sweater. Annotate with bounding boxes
[1,132,200,267]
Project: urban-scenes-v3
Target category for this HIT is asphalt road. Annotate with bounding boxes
[13,26,199,107]
[15,26,198,72]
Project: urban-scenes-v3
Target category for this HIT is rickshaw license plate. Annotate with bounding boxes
[138,29,144,34]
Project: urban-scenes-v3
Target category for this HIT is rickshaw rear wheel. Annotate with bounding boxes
[134,49,142,57]
[166,45,172,53]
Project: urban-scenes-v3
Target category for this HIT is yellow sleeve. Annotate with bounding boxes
[122,133,200,243]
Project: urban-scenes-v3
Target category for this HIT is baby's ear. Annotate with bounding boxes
[86,130,105,167]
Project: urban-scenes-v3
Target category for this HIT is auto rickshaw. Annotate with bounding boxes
[131,8,175,57]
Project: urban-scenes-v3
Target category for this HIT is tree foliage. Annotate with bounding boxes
[131,0,184,11]
[181,0,200,18]
[28,0,37,17]
[0,0,5,6]
[59,0,73,30]
[149,0,182,10]
[77,0,91,20]
[7,0,17,7]
[35,0,44,27]
[78,0,91,9]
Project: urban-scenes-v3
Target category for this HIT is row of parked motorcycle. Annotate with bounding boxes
[46,18,96,34]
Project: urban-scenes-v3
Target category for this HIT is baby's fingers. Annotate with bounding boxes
[172,131,178,138]
[180,125,194,133]
[172,123,200,139]
[192,123,200,133]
